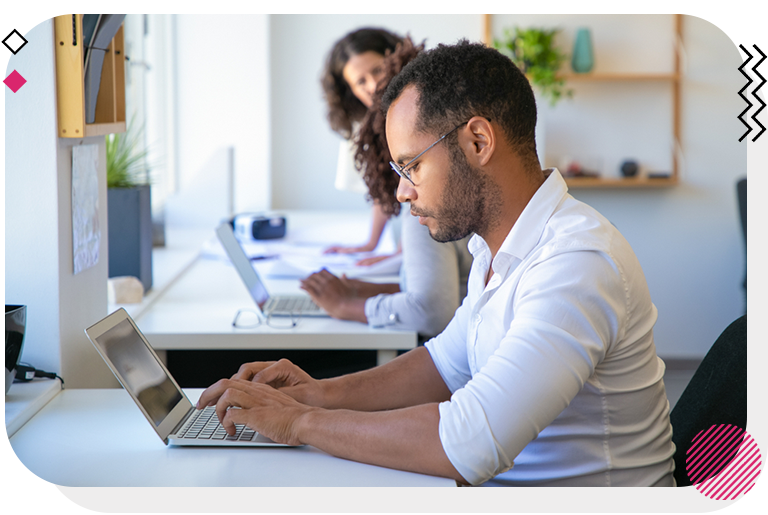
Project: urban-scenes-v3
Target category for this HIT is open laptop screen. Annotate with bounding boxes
[93,318,182,426]
[216,223,270,310]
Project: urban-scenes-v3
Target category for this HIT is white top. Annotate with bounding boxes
[365,206,473,337]
[334,137,367,195]
[426,169,675,487]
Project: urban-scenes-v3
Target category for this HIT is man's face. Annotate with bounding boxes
[386,86,497,242]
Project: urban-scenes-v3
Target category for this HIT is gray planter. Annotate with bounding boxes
[108,185,153,292]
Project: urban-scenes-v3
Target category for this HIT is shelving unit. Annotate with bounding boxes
[54,15,126,138]
[483,14,682,189]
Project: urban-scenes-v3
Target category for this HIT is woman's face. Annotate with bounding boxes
[342,51,386,109]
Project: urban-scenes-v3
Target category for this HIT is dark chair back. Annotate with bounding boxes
[669,315,747,486]
[738,178,746,307]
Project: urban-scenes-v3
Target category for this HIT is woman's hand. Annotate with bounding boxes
[354,253,395,266]
[300,269,356,317]
[323,243,376,254]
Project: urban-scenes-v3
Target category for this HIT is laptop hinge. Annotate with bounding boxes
[170,408,197,436]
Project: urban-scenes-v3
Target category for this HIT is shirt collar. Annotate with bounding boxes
[468,168,569,265]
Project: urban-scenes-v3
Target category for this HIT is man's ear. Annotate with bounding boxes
[463,116,495,167]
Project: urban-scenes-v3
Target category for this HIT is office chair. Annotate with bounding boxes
[669,315,747,487]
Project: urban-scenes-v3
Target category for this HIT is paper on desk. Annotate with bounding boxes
[200,236,316,262]
[265,252,402,279]
[199,228,402,279]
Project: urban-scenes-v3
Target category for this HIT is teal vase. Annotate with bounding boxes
[571,28,594,73]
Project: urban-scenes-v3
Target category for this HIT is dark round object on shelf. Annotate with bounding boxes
[620,160,639,177]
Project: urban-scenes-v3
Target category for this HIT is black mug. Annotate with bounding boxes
[5,305,27,394]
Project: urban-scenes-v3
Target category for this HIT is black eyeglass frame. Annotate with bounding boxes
[389,117,491,185]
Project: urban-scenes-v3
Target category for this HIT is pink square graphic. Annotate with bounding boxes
[4,70,27,93]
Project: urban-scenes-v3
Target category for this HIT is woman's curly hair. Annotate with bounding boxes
[354,36,424,217]
[321,28,402,139]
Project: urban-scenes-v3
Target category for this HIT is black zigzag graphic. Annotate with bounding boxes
[738,45,767,142]
[750,45,766,141]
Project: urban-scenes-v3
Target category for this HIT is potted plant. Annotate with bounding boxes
[494,27,572,106]
[106,122,153,293]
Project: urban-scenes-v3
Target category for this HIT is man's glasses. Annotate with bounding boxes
[389,118,489,185]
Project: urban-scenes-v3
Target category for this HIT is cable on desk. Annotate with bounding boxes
[15,362,65,388]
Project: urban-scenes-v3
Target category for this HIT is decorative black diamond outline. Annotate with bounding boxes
[3,29,28,55]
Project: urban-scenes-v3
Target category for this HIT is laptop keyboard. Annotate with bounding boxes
[176,405,257,441]
[272,296,321,313]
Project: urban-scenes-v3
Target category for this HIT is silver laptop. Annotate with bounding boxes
[85,308,290,447]
[215,222,328,317]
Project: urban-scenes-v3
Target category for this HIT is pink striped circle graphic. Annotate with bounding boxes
[686,424,762,499]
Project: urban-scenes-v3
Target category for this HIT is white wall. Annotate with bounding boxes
[172,14,271,222]
[268,14,483,211]
[5,20,118,388]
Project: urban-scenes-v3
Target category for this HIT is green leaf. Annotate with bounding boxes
[493,26,572,106]
[105,116,152,188]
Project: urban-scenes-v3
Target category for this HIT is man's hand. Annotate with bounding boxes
[200,378,316,445]
[198,359,327,408]
[251,358,327,406]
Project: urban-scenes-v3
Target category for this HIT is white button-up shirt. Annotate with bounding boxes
[426,169,675,486]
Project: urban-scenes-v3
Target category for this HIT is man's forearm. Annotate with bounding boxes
[296,402,466,483]
[319,347,452,411]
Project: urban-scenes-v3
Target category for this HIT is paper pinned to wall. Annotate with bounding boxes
[72,144,100,274]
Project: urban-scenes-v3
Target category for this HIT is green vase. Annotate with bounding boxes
[572,28,594,73]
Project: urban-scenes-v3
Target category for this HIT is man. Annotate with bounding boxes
[198,41,675,487]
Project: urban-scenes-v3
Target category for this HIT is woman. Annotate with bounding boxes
[302,35,473,340]
[321,27,402,264]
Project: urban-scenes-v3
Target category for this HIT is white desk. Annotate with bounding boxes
[134,211,416,366]
[4,379,62,437]
[9,388,454,487]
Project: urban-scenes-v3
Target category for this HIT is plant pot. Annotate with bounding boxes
[108,185,153,292]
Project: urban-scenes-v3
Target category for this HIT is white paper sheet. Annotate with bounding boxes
[72,144,100,274]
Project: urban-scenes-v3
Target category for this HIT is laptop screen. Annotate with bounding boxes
[216,223,270,310]
[93,318,182,426]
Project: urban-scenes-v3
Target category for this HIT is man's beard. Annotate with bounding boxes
[412,146,502,243]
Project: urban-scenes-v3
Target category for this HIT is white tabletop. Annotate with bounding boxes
[134,211,416,365]
[136,256,415,349]
[9,388,454,487]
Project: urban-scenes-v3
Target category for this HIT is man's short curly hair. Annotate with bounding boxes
[381,40,539,166]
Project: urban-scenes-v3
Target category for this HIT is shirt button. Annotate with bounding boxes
[474,314,482,325]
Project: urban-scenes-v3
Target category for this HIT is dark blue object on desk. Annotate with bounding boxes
[233,214,287,240]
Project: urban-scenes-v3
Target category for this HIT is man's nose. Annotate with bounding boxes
[396,177,416,203]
